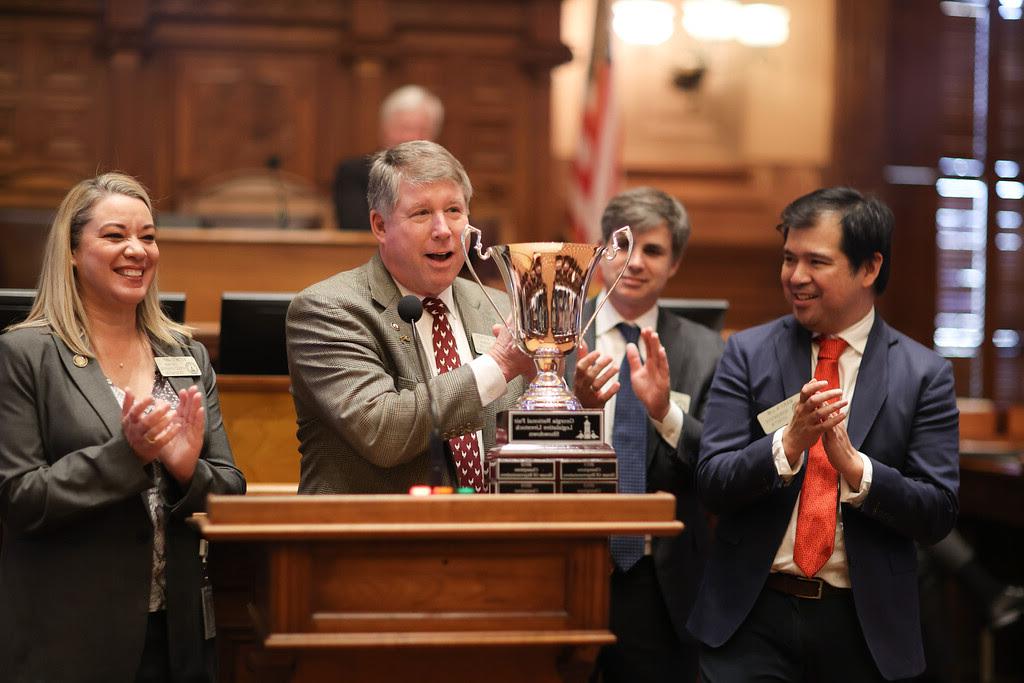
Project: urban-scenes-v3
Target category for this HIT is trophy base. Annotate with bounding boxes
[487,410,618,494]
[515,368,581,411]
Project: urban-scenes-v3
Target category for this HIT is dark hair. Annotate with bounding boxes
[600,186,690,260]
[776,186,893,294]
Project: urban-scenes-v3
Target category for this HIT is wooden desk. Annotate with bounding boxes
[959,440,1024,527]
[199,493,681,683]
[218,375,300,485]
[158,228,377,324]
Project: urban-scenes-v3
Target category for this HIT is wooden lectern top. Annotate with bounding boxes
[195,493,683,540]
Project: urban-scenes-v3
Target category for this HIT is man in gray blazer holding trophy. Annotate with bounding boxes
[286,140,534,494]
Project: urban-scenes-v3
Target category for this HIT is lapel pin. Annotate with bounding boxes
[391,322,400,331]
[400,335,411,343]
[72,354,89,368]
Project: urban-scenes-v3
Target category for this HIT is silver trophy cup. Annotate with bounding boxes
[461,225,634,410]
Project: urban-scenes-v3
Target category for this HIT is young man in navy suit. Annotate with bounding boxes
[687,187,959,681]
[569,187,724,683]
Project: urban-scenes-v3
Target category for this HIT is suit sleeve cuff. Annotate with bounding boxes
[772,426,803,481]
[652,401,683,448]
[469,353,508,407]
[840,451,872,506]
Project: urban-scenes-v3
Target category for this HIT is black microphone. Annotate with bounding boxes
[266,154,289,229]
[397,295,447,487]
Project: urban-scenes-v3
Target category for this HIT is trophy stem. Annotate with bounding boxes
[515,355,582,411]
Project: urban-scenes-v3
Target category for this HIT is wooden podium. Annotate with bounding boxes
[197,493,681,683]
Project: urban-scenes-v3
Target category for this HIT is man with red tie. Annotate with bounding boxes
[687,187,960,681]
[287,140,533,494]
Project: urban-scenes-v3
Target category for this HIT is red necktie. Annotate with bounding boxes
[421,297,485,492]
[793,336,849,578]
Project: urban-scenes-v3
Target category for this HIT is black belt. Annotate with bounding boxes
[765,573,851,600]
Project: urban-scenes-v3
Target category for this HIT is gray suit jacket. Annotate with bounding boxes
[0,326,246,682]
[287,252,524,493]
[567,301,724,642]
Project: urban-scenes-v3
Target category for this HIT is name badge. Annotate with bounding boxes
[155,356,201,377]
[471,332,497,355]
[670,390,691,414]
[756,393,800,435]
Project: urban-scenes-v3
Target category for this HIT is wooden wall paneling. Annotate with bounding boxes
[878,2,943,350]
[171,52,320,193]
[828,0,889,193]
[103,0,156,184]
[830,0,944,351]
[0,14,108,208]
[0,1,572,248]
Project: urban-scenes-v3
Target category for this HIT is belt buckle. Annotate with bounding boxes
[805,577,824,600]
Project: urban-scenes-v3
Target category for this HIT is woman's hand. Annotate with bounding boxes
[121,390,176,464]
[121,386,205,485]
[158,386,206,486]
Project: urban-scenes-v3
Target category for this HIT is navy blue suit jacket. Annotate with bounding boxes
[686,314,959,680]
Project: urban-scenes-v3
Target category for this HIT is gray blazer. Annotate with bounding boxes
[287,252,524,494]
[0,326,246,682]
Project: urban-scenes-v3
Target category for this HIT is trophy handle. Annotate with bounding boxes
[460,225,516,339]
[579,225,634,341]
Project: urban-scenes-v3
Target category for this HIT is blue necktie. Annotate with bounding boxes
[610,323,647,571]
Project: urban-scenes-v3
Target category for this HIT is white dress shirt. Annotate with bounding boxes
[396,283,508,458]
[769,307,876,587]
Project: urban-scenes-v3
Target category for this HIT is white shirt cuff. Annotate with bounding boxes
[840,451,872,506]
[652,401,683,448]
[772,426,803,481]
[469,353,508,407]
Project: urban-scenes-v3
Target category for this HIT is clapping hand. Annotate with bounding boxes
[626,328,672,422]
[781,379,848,466]
[121,386,205,485]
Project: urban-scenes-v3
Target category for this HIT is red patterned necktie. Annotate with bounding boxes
[793,336,849,578]
[421,297,485,491]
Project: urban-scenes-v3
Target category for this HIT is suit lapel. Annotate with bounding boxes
[847,316,890,450]
[453,278,492,358]
[367,252,427,379]
[774,317,812,399]
[54,334,122,438]
[657,308,686,389]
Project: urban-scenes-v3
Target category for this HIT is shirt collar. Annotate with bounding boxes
[395,282,456,318]
[815,307,874,356]
[595,291,659,336]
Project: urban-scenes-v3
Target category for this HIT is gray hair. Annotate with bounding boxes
[367,140,473,219]
[600,186,691,260]
[380,85,444,138]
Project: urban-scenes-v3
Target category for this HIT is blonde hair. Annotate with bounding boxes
[7,172,191,355]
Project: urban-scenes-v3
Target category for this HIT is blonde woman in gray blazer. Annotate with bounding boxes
[0,173,245,682]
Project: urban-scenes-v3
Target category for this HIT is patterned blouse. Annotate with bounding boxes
[107,370,179,613]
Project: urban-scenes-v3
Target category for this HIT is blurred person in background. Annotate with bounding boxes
[333,84,444,230]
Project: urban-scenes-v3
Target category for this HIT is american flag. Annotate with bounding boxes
[569,0,621,244]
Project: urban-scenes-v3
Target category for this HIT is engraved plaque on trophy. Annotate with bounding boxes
[461,225,633,494]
